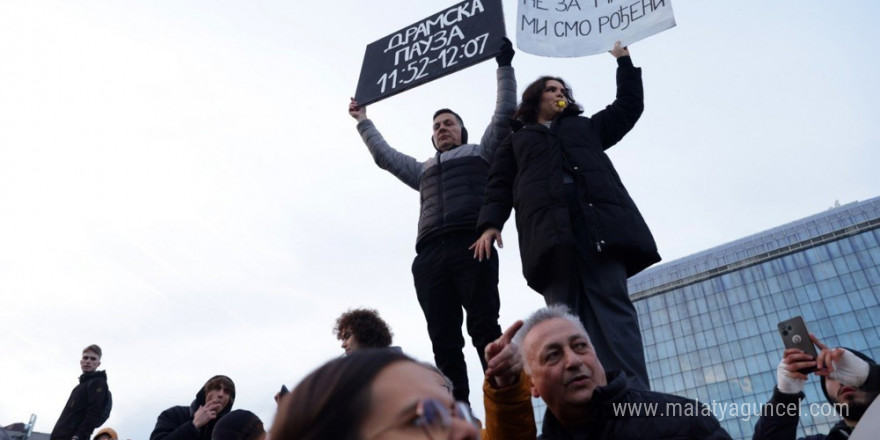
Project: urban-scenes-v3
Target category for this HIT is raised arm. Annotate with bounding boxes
[591,41,644,150]
[350,98,424,190]
[476,38,517,162]
[482,321,536,440]
[752,345,814,440]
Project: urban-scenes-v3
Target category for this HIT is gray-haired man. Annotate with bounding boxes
[485,305,731,439]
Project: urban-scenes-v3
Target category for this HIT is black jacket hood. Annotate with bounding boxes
[189,375,235,418]
[78,370,107,383]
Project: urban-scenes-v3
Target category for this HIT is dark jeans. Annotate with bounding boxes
[413,231,502,404]
[541,184,650,390]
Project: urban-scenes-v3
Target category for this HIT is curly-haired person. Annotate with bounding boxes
[333,308,394,354]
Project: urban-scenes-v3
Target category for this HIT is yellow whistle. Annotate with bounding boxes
[557,100,567,108]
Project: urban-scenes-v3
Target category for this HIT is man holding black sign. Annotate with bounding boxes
[348,39,515,404]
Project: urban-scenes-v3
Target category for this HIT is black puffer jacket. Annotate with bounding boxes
[416,146,493,247]
[50,371,109,440]
[539,371,732,439]
[478,57,659,291]
[150,384,235,440]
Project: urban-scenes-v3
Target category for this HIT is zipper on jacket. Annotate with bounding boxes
[436,151,445,226]
[586,203,603,252]
[556,120,603,253]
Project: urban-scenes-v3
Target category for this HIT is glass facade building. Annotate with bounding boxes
[629,197,880,439]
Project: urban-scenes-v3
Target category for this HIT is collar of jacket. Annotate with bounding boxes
[825,420,854,440]
[511,109,583,134]
[78,370,107,383]
[540,371,630,436]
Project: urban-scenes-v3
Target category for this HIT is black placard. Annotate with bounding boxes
[354,0,506,106]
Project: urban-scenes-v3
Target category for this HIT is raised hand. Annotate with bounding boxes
[485,320,524,388]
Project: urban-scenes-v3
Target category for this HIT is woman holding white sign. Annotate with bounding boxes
[471,41,659,391]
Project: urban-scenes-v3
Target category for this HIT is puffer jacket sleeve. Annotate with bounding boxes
[752,387,803,440]
[477,134,516,233]
[482,371,537,440]
[357,119,424,190]
[590,55,644,150]
[476,66,517,163]
[75,378,108,440]
[150,407,199,440]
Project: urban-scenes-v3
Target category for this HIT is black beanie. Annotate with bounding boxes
[820,348,876,404]
[211,409,264,440]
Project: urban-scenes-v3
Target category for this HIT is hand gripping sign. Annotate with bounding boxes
[354,0,506,106]
[517,0,676,57]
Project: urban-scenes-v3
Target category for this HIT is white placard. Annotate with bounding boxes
[517,0,676,57]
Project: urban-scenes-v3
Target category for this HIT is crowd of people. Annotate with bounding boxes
[42,38,878,440]
[49,305,879,440]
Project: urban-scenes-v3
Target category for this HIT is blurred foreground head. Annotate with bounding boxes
[211,410,264,440]
[272,349,479,440]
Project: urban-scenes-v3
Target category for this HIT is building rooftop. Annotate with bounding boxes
[628,196,880,300]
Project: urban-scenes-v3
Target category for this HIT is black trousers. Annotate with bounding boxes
[541,185,651,390]
[412,231,502,404]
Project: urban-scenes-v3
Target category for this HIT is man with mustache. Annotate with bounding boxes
[486,305,731,439]
[753,335,879,440]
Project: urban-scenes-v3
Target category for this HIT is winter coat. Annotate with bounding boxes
[150,386,235,440]
[538,371,732,439]
[51,371,110,440]
[477,57,660,292]
[356,66,517,248]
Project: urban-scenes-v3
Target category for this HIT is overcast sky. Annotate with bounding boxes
[1,1,878,439]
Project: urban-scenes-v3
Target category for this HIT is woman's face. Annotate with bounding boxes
[359,362,479,440]
[537,79,568,123]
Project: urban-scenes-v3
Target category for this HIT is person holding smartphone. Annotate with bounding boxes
[753,334,880,440]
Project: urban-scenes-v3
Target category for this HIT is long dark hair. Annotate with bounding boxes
[272,349,413,440]
[513,76,580,125]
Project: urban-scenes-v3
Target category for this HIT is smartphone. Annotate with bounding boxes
[777,316,818,374]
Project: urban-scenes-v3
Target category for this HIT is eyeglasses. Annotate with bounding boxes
[368,398,479,440]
